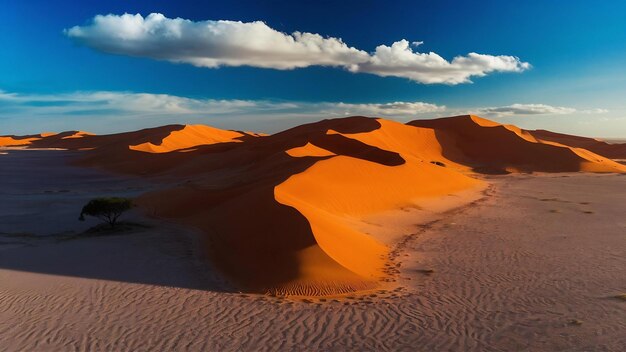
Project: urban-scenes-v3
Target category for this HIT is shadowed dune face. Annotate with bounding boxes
[528,129,626,159]
[5,115,624,295]
[409,115,626,174]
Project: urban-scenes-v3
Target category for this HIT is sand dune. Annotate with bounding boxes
[529,129,626,159]
[129,124,248,153]
[0,134,46,147]
[128,117,482,294]
[0,131,92,147]
[409,115,626,174]
[5,115,625,295]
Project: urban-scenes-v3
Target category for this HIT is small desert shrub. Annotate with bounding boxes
[79,197,133,228]
[430,161,446,167]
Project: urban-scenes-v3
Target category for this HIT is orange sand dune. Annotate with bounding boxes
[0,136,37,147]
[1,131,91,148]
[8,115,625,295]
[409,115,626,174]
[0,133,50,147]
[132,117,482,294]
[129,124,248,153]
[2,125,256,175]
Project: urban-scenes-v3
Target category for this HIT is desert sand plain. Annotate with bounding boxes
[1,115,625,351]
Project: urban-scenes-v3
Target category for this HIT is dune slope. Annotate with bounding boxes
[408,115,626,174]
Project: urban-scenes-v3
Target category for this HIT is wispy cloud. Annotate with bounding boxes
[475,103,608,117]
[321,101,445,116]
[0,89,445,133]
[65,13,530,84]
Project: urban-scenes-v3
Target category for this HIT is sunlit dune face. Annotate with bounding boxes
[286,142,335,157]
[275,120,482,288]
[0,136,41,147]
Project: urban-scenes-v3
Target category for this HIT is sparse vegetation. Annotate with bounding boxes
[78,197,133,228]
[430,161,446,167]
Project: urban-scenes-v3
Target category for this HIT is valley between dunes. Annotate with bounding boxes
[2,115,625,296]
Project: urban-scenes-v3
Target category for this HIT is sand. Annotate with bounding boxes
[1,152,624,351]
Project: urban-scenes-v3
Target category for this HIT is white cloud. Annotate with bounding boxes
[65,13,369,70]
[65,13,530,84]
[475,103,608,117]
[0,90,300,117]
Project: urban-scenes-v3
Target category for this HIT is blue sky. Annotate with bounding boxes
[1,0,625,137]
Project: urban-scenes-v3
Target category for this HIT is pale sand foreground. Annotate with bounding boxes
[1,152,625,351]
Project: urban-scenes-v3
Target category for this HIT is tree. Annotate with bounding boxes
[79,197,133,228]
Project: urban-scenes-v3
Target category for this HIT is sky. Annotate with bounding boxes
[1,0,625,137]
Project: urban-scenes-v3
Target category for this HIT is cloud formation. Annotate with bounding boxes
[352,40,530,84]
[476,103,608,117]
[65,13,530,84]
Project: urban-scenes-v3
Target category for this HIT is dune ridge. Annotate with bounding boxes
[5,115,625,295]
[129,124,248,153]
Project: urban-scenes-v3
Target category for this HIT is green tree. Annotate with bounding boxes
[79,197,133,228]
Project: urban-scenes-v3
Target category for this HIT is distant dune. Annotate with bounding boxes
[4,115,625,294]
[409,115,625,174]
[128,124,250,153]
[528,129,626,159]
